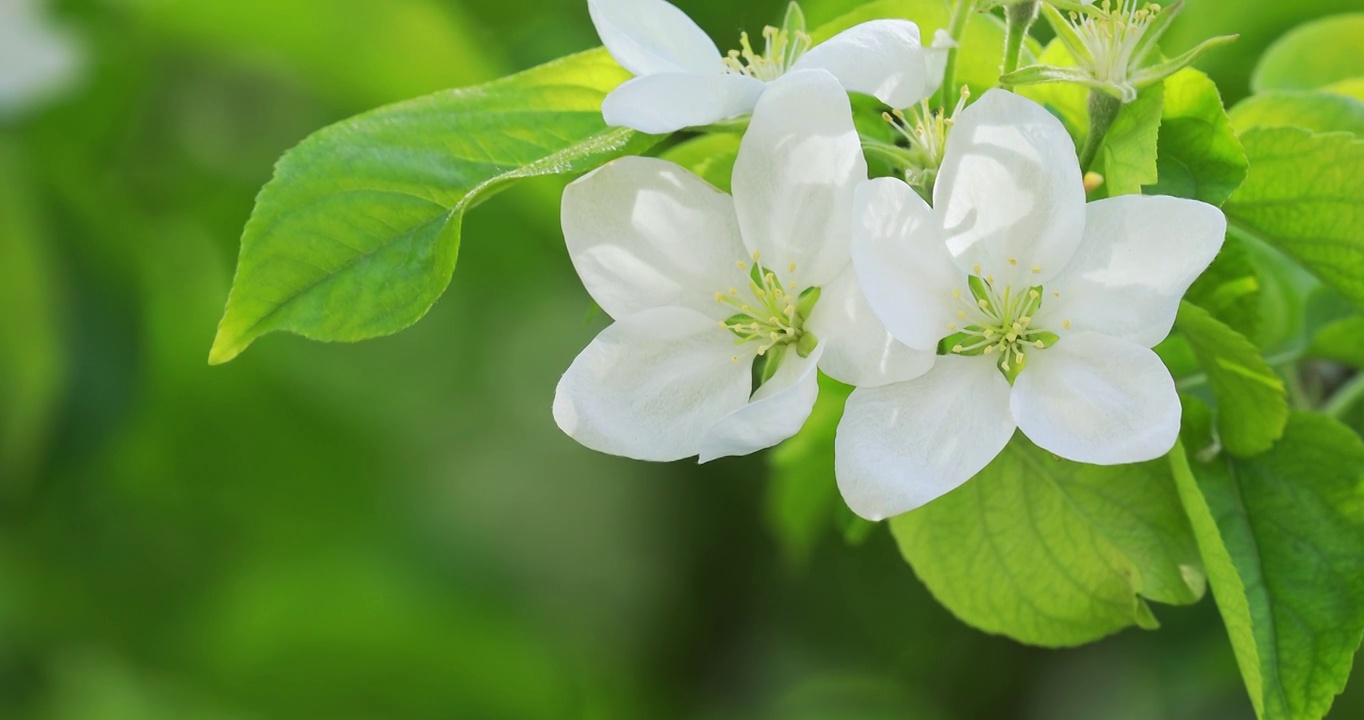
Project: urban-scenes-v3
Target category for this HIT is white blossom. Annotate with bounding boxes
[0,0,82,120]
[838,89,1226,520]
[554,70,932,463]
[588,0,950,134]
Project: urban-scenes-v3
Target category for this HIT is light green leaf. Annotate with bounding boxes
[658,133,740,193]
[1099,83,1163,196]
[1223,128,1364,315]
[1325,77,1364,100]
[132,0,501,106]
[1252,13,1364,94]
[0,142,67,483]
[1309,316,1364,367]
[1145,68,1248,206]
[210,49,656,364]
[890,434,1205,647]
[811,0,1036,100]
[1231,91,1364,136]
[1171,411,1364,720]
[1175,302,1288,456]
[766,375,853,569]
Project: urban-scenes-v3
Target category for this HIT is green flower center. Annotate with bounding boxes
[938,268,1066,383]
[714,254,821,387]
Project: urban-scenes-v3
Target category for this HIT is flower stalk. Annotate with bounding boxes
[1078,89,1122,171]
[1000,1,1039,89]
[939,0,975,110]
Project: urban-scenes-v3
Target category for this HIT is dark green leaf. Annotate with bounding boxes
[766,375,853,569]
[210,49,657,364]
[1175,302,1288,456]
[1171,411,1364,720]
[890,434,1205,647]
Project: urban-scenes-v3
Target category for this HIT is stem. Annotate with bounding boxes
[1325,372,1364,419]
[1078,90,1122,171]
[1000,1,1039,90]
[940,0,975,110]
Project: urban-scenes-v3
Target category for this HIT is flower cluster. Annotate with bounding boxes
[556,0,1226,522]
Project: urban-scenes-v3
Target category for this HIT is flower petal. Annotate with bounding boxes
[835,357,1015,520]
[851,177,961,352]
[698,344,824,463]
[790,20,932,109]
[806,266,936,387]
[587,0,723,76]
[601,72,766,134]
[1011,332,1181,465]
[562,156,746,320]
[1037,195,1227,348]
[731,69,866,287]
[934,89,1086,288]
[553,307,752,462]
[923,29,956,99]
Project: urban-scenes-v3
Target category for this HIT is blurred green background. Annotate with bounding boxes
[2,0,1362,717]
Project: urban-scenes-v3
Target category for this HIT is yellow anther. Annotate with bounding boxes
[1064,319,1073,330]
[1031,265,1042,274]
[1002,359,1012,372]
[983,328,995,338]
[947,323,959,332]
[752,251,761,261]
[1029,290,1039,299]
[952,288,962,299]
[1016,351,1025,363]
[1053,290,1061,298]
[729,287,738,295]
[788,262,797,273]
[1019,316,1031,325]
[750,322,760,331]
[768,317,780,325]
[957,310,967,319]
[952,344,964,353]
[973,264,982,275]
[1011,322,1023,333]
[785,305,796,316]
[714,292,725,302]
[1008,258,1018,266]
[978,299,989,309]
[987,275,994,284]
[736,260,748,270]
[984,345,996,354]
[1006,332,1018,343]
[1034,340,1045,349]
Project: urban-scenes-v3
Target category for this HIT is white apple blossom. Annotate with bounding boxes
[554,70,932,463]
[838,89,1226,520]
[0,0,82,120]
[587,0,952,134]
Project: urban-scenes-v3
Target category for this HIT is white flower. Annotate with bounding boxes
[0,0,82,120]
[554,70,933,463]
[838,89,1226,520]
[588,0,951,134]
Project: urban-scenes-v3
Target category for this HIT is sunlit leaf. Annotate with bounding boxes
[1251,13,1364,95]
[1145,68,1247,206]
[1231,91,1364,136]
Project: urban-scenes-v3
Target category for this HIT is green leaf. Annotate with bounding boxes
[1017,40,1089,144]
[1309,316,1364,367]
[210,49,657,364]
[1223,128,1364,315]
[657,133,740,193]
[1185,239,1262,339]
[1231,91,1364,136]
[1252,13,1364,94]
[1098,83,1163,196]
[811,0,1036,99]
[890,434,1205,647]
[1175,302,1288,456]
[766,375,853,569]
[1145,68,1248,206]
[1170,412,1364,720]
[0,141,67,483]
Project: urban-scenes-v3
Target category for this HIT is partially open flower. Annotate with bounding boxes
[838,89,1226,520]
[588,0,949,133]
[554,70,931,463]
[1001,0,1235,103]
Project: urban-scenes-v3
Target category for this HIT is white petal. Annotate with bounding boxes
[554,307,753,462]
[698,344,824,463]
[587,0,723,76]
[807,262,935,388]
[1038,195,1227,348]
[0,0,82,118]
[601,72,766,134]
[731,69,866,287]
[934,89,1086,288]
[923,30,956,99]
[1011,332,1181,465]
[790,20,932,109]
[836,357,1016,520]
[851,177,961,352]
[562,156,746,319]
